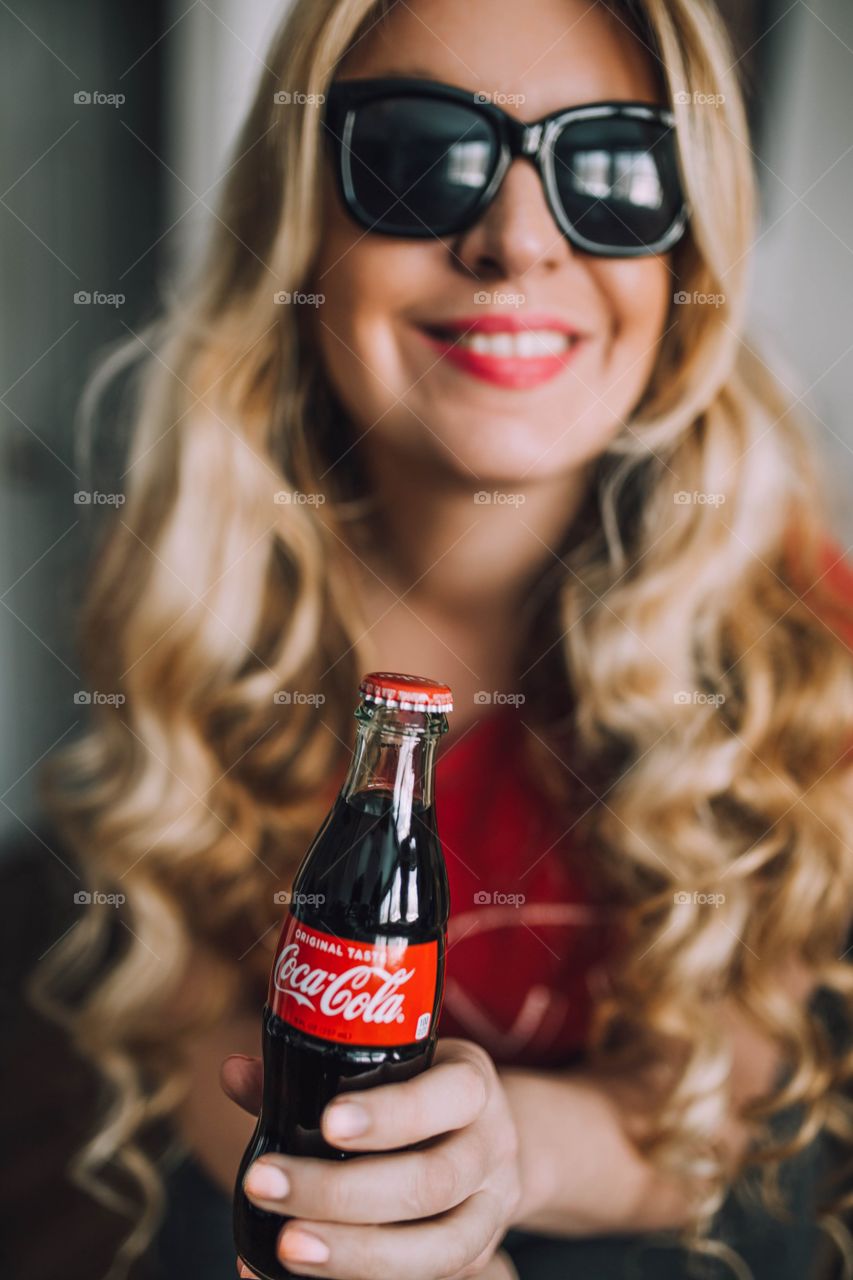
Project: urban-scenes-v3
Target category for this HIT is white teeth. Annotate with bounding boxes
[453,329,574,357]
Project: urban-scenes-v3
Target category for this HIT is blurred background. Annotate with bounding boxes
[1,2,851,1277]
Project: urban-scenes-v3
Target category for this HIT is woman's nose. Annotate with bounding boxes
[451,157,574,279]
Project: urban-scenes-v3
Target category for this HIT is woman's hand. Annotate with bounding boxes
[222,1038,522,1280]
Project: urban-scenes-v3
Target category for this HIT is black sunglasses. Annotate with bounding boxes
[323,77,689,259]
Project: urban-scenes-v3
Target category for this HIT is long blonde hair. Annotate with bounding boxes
[33,0,853,1276]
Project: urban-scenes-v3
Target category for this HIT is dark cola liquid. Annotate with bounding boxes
[233,786,449,1280]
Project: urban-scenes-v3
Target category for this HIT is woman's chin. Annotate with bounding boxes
[417,421,597,488]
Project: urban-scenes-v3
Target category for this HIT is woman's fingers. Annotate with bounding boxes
[243,1125,486,1223]
[478,1249,520,1280]
[221,1054,263,1116]
[237,1259,260,1278]
[233,1038,509,1277]
[273,1190,499,1280]
[221,1038,494,1143]
[320,1038,493,1151]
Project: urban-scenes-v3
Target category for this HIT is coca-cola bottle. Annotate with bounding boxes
[233,672,453,1279]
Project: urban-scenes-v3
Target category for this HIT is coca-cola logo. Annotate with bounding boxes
[273,941,415,1026]
[268,919,439,1047]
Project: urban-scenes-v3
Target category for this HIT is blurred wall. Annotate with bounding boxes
[0,1,165,848]
[164,0,291,280]
[750,0,853,539]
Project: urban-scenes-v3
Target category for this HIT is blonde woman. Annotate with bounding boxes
[36,0,853,1278]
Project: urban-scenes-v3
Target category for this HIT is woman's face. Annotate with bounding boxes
[310,0,673,486]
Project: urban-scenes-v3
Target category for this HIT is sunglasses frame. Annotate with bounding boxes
[323,76,689,259]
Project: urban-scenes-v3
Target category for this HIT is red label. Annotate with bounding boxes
[268,916,440,1047]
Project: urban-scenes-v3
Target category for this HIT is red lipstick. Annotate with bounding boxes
[416,312,585,389]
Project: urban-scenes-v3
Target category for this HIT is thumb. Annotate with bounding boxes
[221,1054,263,1116]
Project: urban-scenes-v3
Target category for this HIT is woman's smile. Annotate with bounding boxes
[414,310,589,389]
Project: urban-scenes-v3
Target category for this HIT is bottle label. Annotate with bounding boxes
[268,916,439,1047]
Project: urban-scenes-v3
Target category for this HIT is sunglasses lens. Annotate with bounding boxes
[342,96,498,234]
[551,117,683,250]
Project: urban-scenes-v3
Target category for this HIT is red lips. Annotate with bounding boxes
[417,312,585,389]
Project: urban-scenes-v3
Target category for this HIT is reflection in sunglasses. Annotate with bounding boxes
[446,141,493,189]
[570,149,663,209]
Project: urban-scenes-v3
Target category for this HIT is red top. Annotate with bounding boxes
[433,537,853,1069]
[804,538,853,647]
[433,707,611,1068]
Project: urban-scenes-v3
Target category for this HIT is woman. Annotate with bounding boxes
[36,0,853,1277]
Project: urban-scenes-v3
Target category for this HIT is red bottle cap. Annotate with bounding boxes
[359,672,453,714]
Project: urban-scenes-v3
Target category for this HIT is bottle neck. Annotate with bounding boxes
[341,704,447,833]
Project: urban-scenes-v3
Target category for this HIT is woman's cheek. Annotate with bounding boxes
[596,262,672,384]
[312,245,433,393]
[318,307,396,407]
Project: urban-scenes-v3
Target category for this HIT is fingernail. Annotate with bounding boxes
[325,1101,369,1138]
[244,1161,290,1199]
[279,1229,330,1264]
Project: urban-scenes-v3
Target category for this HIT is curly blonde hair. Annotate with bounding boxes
[32,0,853,1276]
